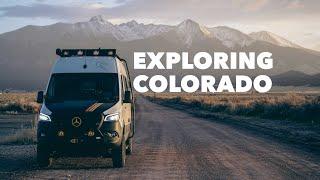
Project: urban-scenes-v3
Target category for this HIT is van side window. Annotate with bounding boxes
[124,76,131,93]
[122,62,131,91]
[124,77,129,91]
[121,75,130,100]
[121,75,125,98]
[125,77,131,92]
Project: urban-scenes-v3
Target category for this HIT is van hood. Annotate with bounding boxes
[44,101,115,115]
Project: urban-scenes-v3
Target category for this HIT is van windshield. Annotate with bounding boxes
[46,73,119,103]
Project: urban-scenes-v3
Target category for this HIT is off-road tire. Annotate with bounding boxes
[112,138,126,168]
[37,144,51,167]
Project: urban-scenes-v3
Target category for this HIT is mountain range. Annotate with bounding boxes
[0,15,319,90]
[272,71,320,86]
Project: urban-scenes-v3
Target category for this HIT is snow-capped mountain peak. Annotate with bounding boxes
[41,16,306,50]
[177,19,202,32]
[178,19,198,27]
[176,19,212,46]
[118,20,172,41]
[82,15,126,40]
[209,26,254,48]
[89,15,109,24]
[249,31,301,48]
[120,20,139,27]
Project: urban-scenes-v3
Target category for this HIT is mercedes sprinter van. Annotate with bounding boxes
[36,49,135,168]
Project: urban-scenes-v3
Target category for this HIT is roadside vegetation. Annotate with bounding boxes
[0,127,36,145]
[0,93,38,144]
[145,92,320,124]
[0,92,40,114]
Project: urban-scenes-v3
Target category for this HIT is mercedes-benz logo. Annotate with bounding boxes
[72,117,82,127]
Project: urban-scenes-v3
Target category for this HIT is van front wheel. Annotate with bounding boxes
[112,138,126,168]
[37,144,51,167]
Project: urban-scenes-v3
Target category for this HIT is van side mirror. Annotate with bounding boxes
[37,91,44,103]
[123,91,132,103]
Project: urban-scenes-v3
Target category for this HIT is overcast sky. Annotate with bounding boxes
[0,0,319,49]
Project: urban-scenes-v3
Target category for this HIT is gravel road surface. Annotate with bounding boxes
[0,97,319,179]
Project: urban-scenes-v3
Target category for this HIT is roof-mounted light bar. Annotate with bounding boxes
[56,48,116,57]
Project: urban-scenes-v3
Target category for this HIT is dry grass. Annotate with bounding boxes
[145,92,320,123]
[0,93,38,144]
[0,92,40,114]
[0,128,36,145]
[0,114,38,145]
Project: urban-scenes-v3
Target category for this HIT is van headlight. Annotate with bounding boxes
[39,113,51,122]
[104,113,120,122]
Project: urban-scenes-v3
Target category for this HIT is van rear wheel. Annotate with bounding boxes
[112,138,126,168]
[37,144,51,167]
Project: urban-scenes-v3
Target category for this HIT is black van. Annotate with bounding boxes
[36,49,135,168]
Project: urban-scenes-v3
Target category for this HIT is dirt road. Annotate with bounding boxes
[1,97,320,179]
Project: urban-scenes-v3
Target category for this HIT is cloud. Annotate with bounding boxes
[244,0,269,11]
[0,3,111,20]
[86,3,107,9]
[286,0,304,9]
[0,0,319,48]
[233,0,269,11]
[0,0,319,24]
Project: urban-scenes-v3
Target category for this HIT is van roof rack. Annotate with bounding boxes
[56,48,116,57]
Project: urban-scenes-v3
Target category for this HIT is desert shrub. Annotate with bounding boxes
[230,104,251,116]
[0,102,39,113]
[301,97,320,123]
[166,97,182,104]
[145,93,320,123]
[0,93,40,114]
[209,103,229,112]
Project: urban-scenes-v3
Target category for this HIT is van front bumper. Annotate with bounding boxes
[37,120,124,149]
